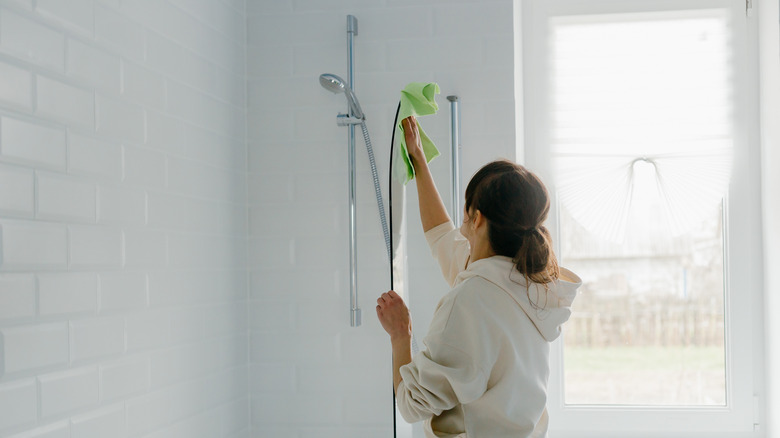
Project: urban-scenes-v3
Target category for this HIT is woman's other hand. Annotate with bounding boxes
[376,290,412,342]
[402,116,425,167]
[378,290,414,391]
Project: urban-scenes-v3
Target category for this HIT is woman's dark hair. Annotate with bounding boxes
[464,159,559,284]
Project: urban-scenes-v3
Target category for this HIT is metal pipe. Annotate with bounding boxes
[447,95,462,225]
[347,15,360,327]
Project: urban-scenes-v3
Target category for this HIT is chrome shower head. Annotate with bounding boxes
[319,73,346,93]
[319,73,364,120]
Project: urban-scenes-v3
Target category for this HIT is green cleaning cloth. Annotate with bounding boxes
[395,82,441,185]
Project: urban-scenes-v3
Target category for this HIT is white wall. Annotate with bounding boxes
[0,1,519,436]
[0,1,250,437]
[759,0,780,433]
[246,0,516,436]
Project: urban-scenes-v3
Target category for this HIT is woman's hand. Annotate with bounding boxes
[402,116,451,232]
[376,290,412,342]
[378,290,414,391]
[402,116,425,167]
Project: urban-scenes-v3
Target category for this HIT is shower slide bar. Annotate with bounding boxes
[448,96,462,225]
[321,15,391,327]
[346,14,360,327]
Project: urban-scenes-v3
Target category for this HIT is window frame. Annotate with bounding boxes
[519,0,764,435]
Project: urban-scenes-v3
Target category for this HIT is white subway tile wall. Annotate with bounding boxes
[0,274,36,320]
[0,117,68,170]
[0,62,33,110]
[36,75,96,129]
[246,1,515,436]
[0,1,249,438]
[69,404,127,438]
[0,0,516,436]
[0,164,35,217]
[38,273,98,316]
[0,379,38,430]
[0,9,66,71]
[5,421,70,438]
[38,367,100,418]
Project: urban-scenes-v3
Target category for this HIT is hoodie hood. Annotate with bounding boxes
[453,256,582,341]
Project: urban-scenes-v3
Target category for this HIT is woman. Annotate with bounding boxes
[376,116,582,438]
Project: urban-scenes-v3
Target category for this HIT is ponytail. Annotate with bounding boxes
[511,225,559,285]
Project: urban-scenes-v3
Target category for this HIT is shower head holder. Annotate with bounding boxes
[319,73,365,121]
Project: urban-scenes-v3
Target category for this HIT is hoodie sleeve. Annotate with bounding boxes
[395,288,490,423]
[424,221,470,287]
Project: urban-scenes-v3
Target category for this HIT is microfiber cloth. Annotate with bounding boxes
[395,82,441,185]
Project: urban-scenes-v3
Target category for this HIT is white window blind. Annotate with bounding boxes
[551,9,733,244]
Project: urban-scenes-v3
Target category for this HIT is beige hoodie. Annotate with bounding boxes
[396,222,582,438]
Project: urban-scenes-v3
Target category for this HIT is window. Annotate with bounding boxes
[521,0,762,435]
[554,7,732,408]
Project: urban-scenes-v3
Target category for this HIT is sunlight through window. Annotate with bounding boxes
[550,9,732,406]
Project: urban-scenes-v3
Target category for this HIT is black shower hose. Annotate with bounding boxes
[389,100,400,438]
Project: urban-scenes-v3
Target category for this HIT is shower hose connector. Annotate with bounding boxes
[337,113,365,126]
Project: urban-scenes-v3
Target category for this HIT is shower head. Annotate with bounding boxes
[319,73,364,120]
[319,73,346,93]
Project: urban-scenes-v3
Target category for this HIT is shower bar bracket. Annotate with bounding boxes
[337,114,365,126]
[351,308,361,327]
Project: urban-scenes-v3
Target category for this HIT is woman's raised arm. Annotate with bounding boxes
[402,116,451,232]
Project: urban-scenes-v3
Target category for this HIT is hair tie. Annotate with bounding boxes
[516,227,538,237]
